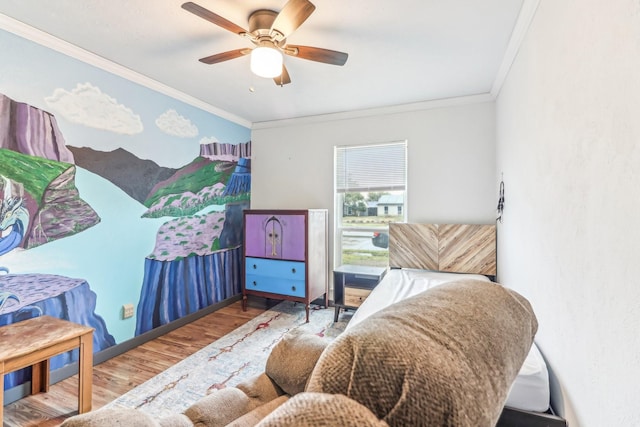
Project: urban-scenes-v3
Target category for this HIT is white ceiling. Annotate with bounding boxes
[0,0,527,126]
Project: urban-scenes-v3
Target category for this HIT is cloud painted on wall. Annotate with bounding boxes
[45,82,144,135]
[155,109,199,138]
[199,136,219,145]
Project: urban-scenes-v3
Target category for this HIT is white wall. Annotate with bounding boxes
[496,1,640,426]
[251,99,497,273]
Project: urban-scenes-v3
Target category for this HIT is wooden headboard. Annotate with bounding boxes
[388,223,496,275]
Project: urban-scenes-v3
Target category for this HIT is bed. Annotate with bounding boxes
[346,223,567,427]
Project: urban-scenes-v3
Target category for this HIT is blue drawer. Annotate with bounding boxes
[245,274,305,297]
[245,257,306,298]
[245,257,305,279]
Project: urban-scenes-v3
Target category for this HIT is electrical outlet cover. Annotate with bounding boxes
[123,303,134,319]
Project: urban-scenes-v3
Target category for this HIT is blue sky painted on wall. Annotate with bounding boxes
[0,28,251,342]
[0,28,250,168]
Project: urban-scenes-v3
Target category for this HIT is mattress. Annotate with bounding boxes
[345,268,550,413]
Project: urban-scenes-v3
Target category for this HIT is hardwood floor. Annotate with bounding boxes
[2,300,267,427]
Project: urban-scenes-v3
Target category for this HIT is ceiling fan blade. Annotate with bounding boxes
[270,0,316,40]
[182,2,248,35]
[199,49,250,64]
[285,45,348,66]
[273,65,292,86]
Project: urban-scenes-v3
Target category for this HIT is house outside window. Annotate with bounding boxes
[377,194,404,216]
[334,141,407,267]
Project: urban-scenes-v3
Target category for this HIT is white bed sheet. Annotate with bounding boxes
[345,268,550,413]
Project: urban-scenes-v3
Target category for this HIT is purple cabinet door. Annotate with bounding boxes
[245,213,306,261]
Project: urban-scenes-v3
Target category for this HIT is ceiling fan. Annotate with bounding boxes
[181,0,348,86]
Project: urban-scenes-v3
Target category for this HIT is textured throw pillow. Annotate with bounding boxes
[236,372,284,407]
[256,392,388,427]
[265,329,328,395]
[306,280,538,427]
[157,414,193,427]
[227,395,290,427]
[183,387,252,427]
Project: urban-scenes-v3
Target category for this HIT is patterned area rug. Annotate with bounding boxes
[106,302,350,419]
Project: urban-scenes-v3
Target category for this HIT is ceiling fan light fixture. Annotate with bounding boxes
[250,46,283,78]
[184,0,348,86]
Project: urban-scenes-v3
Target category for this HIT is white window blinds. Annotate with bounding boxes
[335,141,407,193]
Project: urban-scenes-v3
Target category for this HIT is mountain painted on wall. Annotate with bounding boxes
[0,149,100,252]
[69,145,251,219]
[0,93,74,163]
[199,140,251,161]
[142,156,248,218]
[137,142,251,330]
[68,146,177,204]
[0,93,100,253]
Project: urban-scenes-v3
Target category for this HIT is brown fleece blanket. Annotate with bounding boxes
[305,279,537,427]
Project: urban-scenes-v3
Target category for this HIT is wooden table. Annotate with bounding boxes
[0,316,94,423]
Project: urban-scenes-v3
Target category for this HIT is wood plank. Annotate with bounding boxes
[438,224,496,275]
[0,316,93,361]
[344,287,372,308]
[389,223,438,270]
[31,359,49,394]
[1,300,267,427]
[389,223,496,275]
[78,333,93,414]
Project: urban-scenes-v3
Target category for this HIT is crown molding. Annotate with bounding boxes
[0,13,252,129]
[252,93,495,130]
[490,0,541,98]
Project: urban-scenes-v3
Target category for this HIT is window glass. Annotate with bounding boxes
[334,141,407,267]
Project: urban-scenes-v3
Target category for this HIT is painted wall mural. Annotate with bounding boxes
[135,143,251,335]
[0,27,251,393]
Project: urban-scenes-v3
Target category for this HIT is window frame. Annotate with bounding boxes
[333,141,408,268]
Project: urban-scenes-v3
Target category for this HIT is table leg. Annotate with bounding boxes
[1,365,5,424]
[77,332,93,414]
[31,359,50,394]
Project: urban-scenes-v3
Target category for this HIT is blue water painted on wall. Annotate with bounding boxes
[0,23,251,393]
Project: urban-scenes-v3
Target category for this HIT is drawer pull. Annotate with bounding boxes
[291,286,296,292]
[253,264,257,269]
[291,268,296,274]
[252,281,257,286]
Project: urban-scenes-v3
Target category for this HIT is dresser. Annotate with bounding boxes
[243,209,328,322]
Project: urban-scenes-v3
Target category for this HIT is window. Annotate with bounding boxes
[334,141,407,267]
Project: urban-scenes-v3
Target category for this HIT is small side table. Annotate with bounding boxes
[0,316,94,424]
[333,265,387,322]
